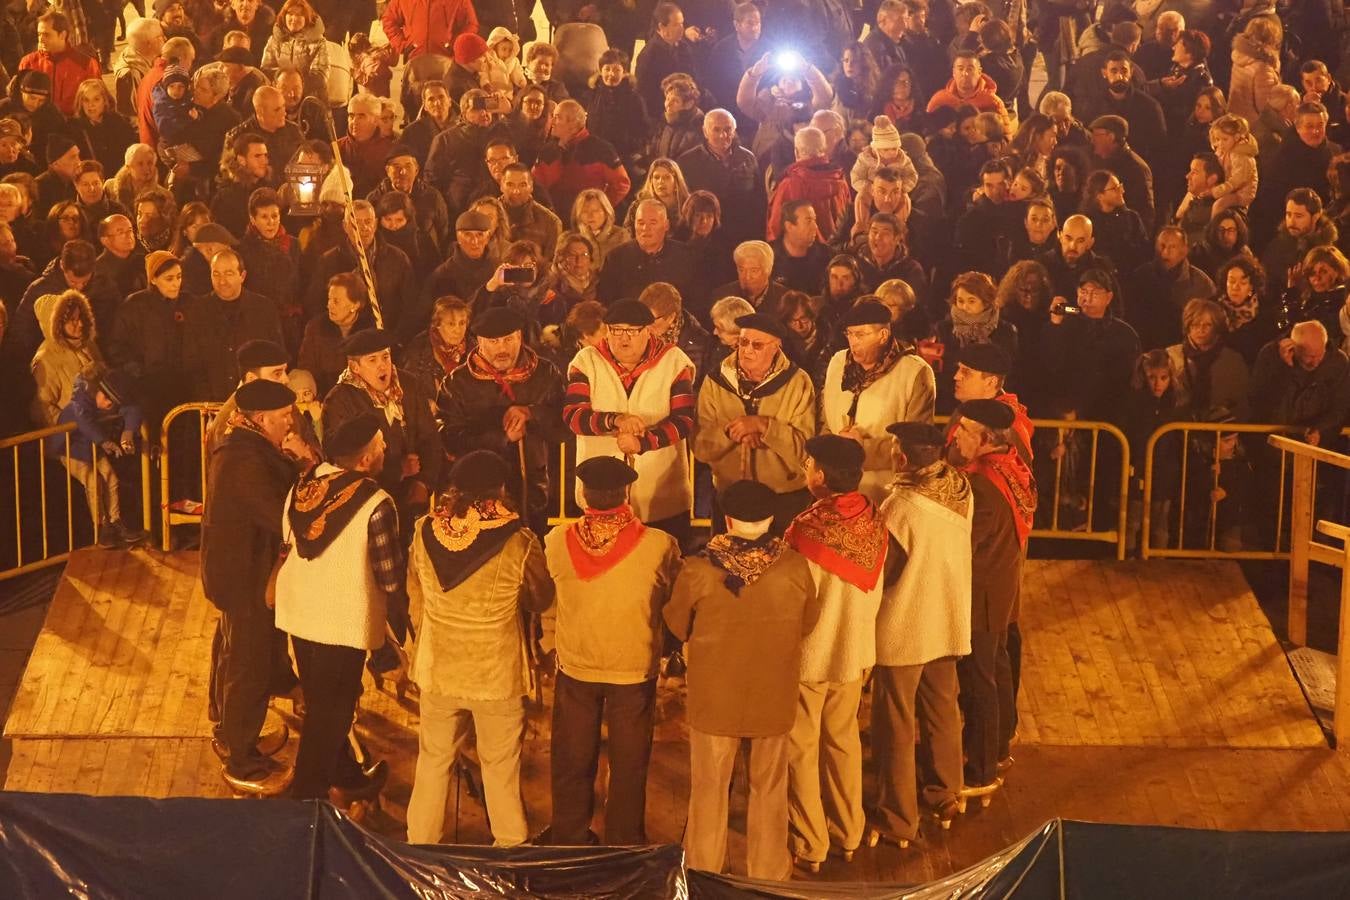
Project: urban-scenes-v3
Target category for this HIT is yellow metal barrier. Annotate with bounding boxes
[0,421,152,582]
[1140,422,1350,562]
[158,402,222,552]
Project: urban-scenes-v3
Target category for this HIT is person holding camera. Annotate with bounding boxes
[1039,267,1141,426]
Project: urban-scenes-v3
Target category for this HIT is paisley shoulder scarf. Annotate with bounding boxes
[564,504,647,580]
[702,533,786,595]
[336,365,406,426]
[421,498,522,591]
[288,467,382,559]
[970,448,1038,548]
[785,491,887,591]
[891,459,972,517]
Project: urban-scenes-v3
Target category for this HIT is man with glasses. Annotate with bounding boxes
[1040,267,1140,425]
[693,311,816,534]
[820,299,935,502]
[420,209,499,323]
[563,298,697,545]
[368,144,450,253]
[93,213,146,299]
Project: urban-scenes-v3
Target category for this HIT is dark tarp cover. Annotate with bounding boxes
[1,792,1349,899]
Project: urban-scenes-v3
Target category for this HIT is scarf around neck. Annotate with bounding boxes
[1220,291,1258,329]
[892,459,972,517]
[422,498,522,591]
[429,328,468,376]
[951,305,1000,346]
[288,466,382,559]
[840,339,907,423]
[969,449,1037,548]
[565,504,646,580]
[337,365,405,425]
[702,533,786,595]
[786,492,887,591]
[466,344,540,402]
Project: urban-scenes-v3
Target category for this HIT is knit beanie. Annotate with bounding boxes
[871,115,902,152]
[454,33,489,65]
[45,133,78,165]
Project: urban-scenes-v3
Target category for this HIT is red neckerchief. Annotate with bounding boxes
[465,345,540,402]
[945,392,1035,466]
[968,449,1037,548]
[786,492,887,591]
[248,221,294,255]
[595,338,675,393]
[430,329,468,375]
[565,504,646,580]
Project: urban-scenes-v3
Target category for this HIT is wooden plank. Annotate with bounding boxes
[1288,454,1314,645]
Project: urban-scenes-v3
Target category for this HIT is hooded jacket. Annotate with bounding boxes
[51,371,145,463]
[261,15,330,80]
[481,27,525,94]
[1228,33,1280,123]
[925,73,1008,116]
[30,291,101,427]
[380,0,480,59]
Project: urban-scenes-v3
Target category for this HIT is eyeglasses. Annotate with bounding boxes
[1077,285,1108,298]
[59,214,82,223]
[738,338,774,351]
[562,250,591,261]
[608,326,644,338]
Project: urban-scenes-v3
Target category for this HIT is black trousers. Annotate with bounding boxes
[218,601,280,770]
[957,630,1013,785]
[209,613,298,724]
[291,636,367,800]
[1004,620,1022,756]
[549,672,656,845]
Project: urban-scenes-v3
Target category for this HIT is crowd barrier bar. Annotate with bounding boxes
[158,403,221,552]
[0,422,152,582]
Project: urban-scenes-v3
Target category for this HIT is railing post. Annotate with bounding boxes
[1288,453,1314,646]
[1337,538,1350,749]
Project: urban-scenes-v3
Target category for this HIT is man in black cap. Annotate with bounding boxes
[784,433,888,871]
[438,306,564,535]
[35,132,79,214]
[869,422,971,844]
[694,312,817,534]
[182,247,284,401]
[665,480,820,880]
[563,298,697,544]
[322,327,442,518]
[820,299,935,502]
[949,341,1033,465]
[1087,111,1158,228]
[367,144,450,253]
[205,338,318,462]
[419,209,499,325]
[541,454,682,845]
[274,413,399,806]
[947,398,1033,800]
[405,449,555,846]
[201,377,299,795]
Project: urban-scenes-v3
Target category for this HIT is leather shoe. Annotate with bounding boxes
[223,759,293,797]
[211,724,290,763]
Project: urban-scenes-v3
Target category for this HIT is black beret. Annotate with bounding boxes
[576,455,638,489]
[323,413,383,460]
[959,342,1011,377]
[734,312,787,343]
[456,210,492,231]
[719,479,777,522]
[473,306,526,339]
[449,449,510,492]
[342,328,392,357]
[603,298,655,327]
[45,133,77,165]
[804,434,865,471]
[885,421,946,450]
[216,46,253,65]
[841,300,892,328]
[959,398,1015,430]
[235,378,295,413]
[236,339,287,370]
[384,144,417,164]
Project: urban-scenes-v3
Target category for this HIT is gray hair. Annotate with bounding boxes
[1268,84,1302,113]
[193,63,229,97]
[1039,91,1072,119]
[1292,319,1329,346]
[710,295,754,325]
[127,17,163,48]
[125,143,155,165]
[794,126,827,160]
[732,240,774,270]
[349,93,382,114]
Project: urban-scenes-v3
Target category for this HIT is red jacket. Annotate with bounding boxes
[19,49,101,117]
[136,58,167,146]
[925,74,1008,117]
[532,128,631,218]
[765,158,851,242]
[380,0,478,59]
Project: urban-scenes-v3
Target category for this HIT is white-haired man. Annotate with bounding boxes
[677,108,763,243]
[339,93,395,197]
[114,17,164,118]
[766,126,851,243]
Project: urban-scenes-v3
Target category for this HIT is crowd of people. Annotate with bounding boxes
[0,0,1348,879]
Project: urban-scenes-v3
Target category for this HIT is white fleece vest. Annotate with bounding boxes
[571,343,694,522]
[275,467,391,650]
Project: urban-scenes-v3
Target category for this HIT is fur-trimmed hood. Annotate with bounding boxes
[36,290,95,349]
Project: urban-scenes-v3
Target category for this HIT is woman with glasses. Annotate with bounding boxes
[545,231,601,312]
[42,201,91,268]
[507,85,554,166]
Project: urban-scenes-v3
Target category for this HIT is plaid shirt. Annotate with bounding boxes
[366,498,404,595]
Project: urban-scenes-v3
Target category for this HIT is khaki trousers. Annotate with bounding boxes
[685,729,791,880]
[406,692,528,847]
[787,676,866,862]
[868,660,963,841]
[64,456,119,523]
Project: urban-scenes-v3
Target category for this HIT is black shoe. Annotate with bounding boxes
[330,759,388,806]
[114,520,149,545]
[223,756,292,796]
[211,725,290,763]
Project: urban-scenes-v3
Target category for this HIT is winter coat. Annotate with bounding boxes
[481,27,526,94]
[261,16,330,81]
[633,36,698,118]
[181,291,285,401]
[1125,259,1216,350]
[30,291,101,427]
[18,48,102,117]
[925,73,1008,117]
[107,286,192,420]
[531,128,632,218]
[151,84,195,146]
[51,372,144,463]
[585,77,650,161]
[1214,134,1259,208]
[649,106,704,163]
[1038,312,1142,424]
[1228,34,1280,124]
[1165,341,1250,420]
[1261,216,1340,303]
[1250,341,1350,437]
[73,113,136,179]
[677,141,764,244]
[381,0,480,59]
[298,309,377,396]
[765,159,851,242]
[112,47,154,119]
[306,241,418,339]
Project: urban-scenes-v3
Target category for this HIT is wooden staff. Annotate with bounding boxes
[310,101,381,329]
[516,435,542,705]
[739,441,754,480]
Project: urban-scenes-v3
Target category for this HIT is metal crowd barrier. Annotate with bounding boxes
[1140,422,1350,562]
[0,422,152,582]
[158,402,221,552]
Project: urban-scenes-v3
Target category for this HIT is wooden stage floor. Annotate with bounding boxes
[4,549,1349,885]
